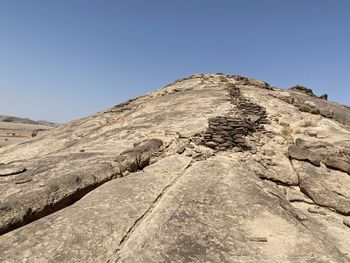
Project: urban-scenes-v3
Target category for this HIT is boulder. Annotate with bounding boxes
[292,160,350,215]
[288,138,350,174]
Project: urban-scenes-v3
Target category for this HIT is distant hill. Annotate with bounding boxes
[0,115,56,126]
[0,115,56,147]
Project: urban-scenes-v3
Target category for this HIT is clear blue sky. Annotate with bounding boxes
[0,0,349,123]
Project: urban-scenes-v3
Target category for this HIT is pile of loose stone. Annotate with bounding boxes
[202,116,254,150]
[201,85,268,151]
[228,85,269,125]
[173,73,272,90]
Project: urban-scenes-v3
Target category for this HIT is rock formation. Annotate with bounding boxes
[0,73,349,262]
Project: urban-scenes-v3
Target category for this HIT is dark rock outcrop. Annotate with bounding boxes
[319,94,328,100]
[289,85,314,96]
[277,91,350,126]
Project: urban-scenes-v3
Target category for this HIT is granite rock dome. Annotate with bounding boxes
[0,73,350,262]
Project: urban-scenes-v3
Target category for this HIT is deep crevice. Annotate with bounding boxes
[1,139,164,236]
[0,172,119,236]
[259,176,296,188]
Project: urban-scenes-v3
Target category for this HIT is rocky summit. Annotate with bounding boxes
[0,73,350,263]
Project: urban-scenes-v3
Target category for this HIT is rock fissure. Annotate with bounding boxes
[0,139,164,236]
[0,165,27,177]
[297,175,350,216]
[288,156,350,216]
[111,160,194,262]
[1,171,119,236]
[288,158,301,183]
[260,176,295,187]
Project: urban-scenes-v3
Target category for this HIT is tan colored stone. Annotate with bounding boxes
[0,74,350,262]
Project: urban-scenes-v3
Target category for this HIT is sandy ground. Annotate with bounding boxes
[0,121,53,147]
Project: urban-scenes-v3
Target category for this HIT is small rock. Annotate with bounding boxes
[208,121,220,125]
[187,144,195,149]
[320,109,333,118]
[249,237,268,242]
[250,147,257,154]
[274,136,285,145]
[133,141,142,147]
[176,146,186,154]
[262,149,275,156]
[205,141,217,148]
[267,133,275,139]
[307,207,327,216]
[184,149,193,157]
[293,210,309,221]
[233,147,242,152]
[261,158,276,166]
[219,142,233,147]
[212,137,226,143]
[192,152,201,158]
[234,138,245,144]
[122,170,130,177]
[231,133,243,139]
[319,94,328,100]
[306,131,317,137]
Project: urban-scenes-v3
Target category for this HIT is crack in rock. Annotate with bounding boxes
[0,165,27,177]
[110,161,193,263]
[0,139,164,236]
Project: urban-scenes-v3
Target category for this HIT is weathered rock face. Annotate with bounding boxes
[0,73,350,262]
[289,138,350,174]
[276,88,350,126]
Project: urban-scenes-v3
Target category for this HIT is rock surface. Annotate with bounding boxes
[0,73,350,262]
[289,138,350,174]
